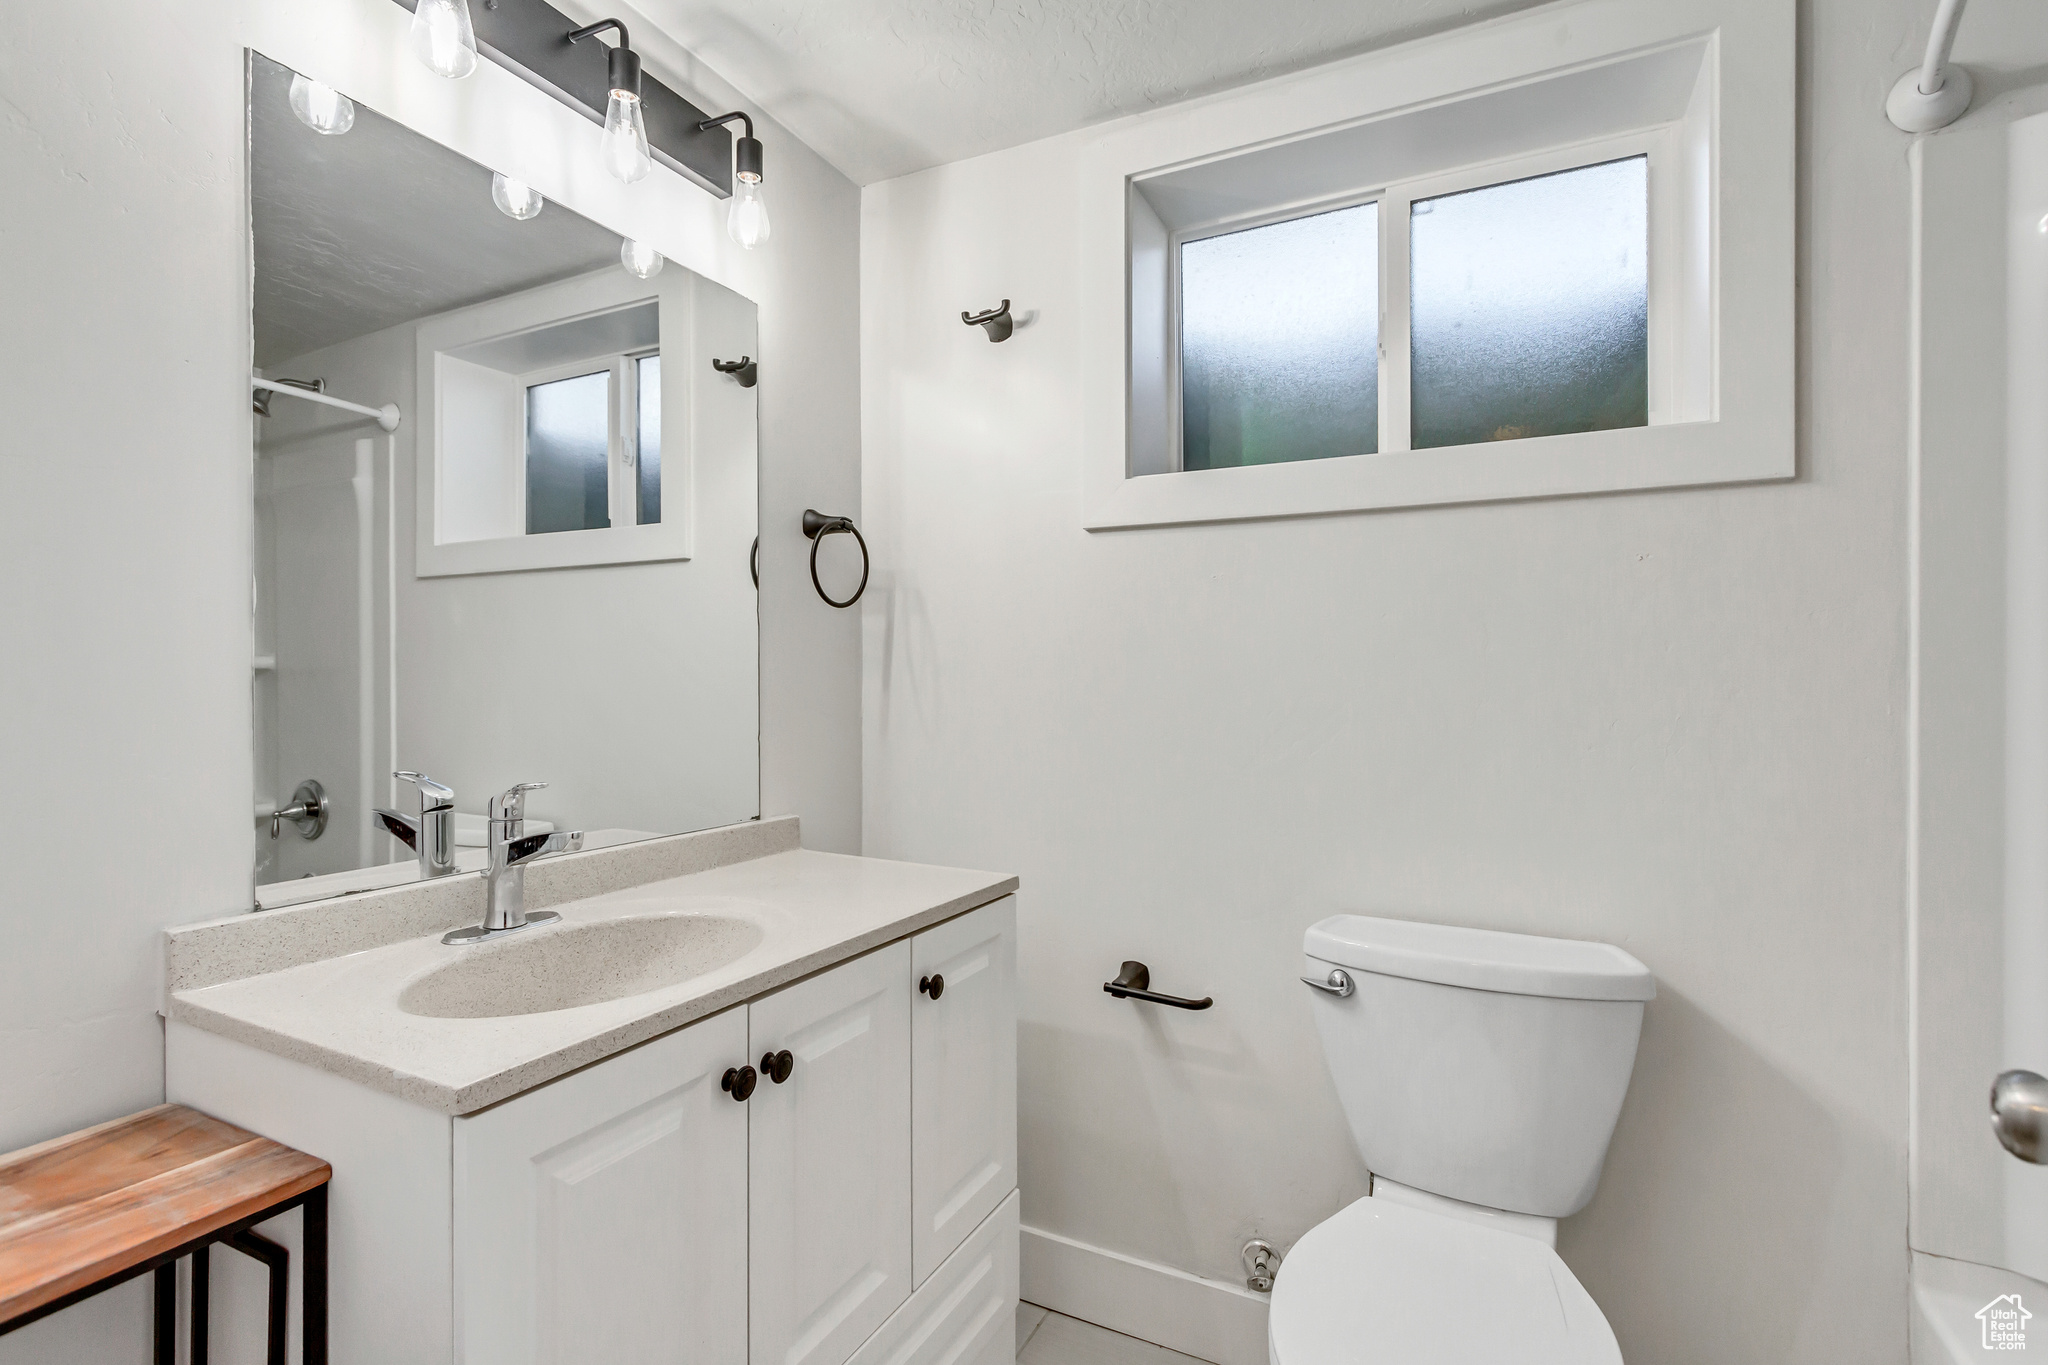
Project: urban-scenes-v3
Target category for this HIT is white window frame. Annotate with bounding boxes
[1381,129,1681,456]
[1163,127,1679,472]
[1077,0,1794,531]
[517,356,617,534]
[416,266,692,578]
[1166,190,1385,471]
[623,346,661,526]
[513,346,661,534]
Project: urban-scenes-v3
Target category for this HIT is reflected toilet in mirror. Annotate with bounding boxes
[248,53,759,908]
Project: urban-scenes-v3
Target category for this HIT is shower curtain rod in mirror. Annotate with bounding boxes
[251,375,401,432]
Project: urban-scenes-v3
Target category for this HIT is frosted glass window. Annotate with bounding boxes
[636,354,661,526]
[1410,156,1648,451]
[1180,203,1378,470]
[526,371,611,535]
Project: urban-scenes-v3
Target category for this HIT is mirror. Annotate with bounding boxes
[248,53,759,908]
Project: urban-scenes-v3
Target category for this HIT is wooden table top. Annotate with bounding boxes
[0,1104,330,1325]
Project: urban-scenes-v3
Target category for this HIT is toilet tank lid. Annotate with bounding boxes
[1304,915,1655,1002]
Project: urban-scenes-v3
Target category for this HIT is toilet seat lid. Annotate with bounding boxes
[1269,1197,1621,1365]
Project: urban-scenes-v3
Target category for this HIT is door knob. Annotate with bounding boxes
[761,1049,794,1084]
[919,974,945,999]
[1993,1069,2048,1164]
[722,1065,757,1101]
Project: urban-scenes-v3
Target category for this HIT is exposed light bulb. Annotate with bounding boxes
[288,74,355,135]
[621,238,664,279]
[491,172,543,221]
[727,176,771,250]
[409,0,479,79]
[600,90,653,184]
[704,119,770,250]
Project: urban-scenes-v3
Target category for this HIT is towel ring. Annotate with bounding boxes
[802,509,869,609]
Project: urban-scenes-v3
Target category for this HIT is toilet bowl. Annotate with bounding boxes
[1269,1193,1620,1365]
[1275,914,1655,1364]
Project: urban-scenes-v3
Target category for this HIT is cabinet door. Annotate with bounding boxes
[845,1190,1019,1365]
[454,1009,751,1365]
[911,896,1018,1284]
[749,941,914,1365]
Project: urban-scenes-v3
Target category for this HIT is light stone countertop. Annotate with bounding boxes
[167,845,1015,1114]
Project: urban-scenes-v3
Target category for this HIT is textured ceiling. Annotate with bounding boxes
[251,54,623,367]
[627,0,1548,185]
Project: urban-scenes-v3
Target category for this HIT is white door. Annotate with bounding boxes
[1911,112,2048,1359]
[453,1008,751,1365]
[749,942,915,1365]
[910,897,1018,1284]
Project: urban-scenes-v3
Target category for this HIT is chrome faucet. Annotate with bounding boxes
[442,781,584,945]
[374,771,458,879]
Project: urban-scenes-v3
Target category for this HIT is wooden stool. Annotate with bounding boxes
[0,1104,330,1364]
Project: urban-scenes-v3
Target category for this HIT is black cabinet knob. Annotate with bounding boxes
[721,1065,757,1101]
[919,973,945,1000]
[761,1049,794,1084]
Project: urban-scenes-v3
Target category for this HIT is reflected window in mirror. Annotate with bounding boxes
[518,341,663,536]
[636,354,661,525]
[526,369,611,533]
[426,289,679,565]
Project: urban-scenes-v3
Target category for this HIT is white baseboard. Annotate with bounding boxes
[1019,1225,1269,1365]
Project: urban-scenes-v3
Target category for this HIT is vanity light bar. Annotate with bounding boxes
[387,0,735,196]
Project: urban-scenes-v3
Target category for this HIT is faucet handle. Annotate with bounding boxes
[395,770,455,810]
[490,781,549,823]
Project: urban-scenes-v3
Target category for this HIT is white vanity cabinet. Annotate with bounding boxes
[444,895,1017,1365]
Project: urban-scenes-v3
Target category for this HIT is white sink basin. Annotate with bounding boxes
[399,913,764,1018]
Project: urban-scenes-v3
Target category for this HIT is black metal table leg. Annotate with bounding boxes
[191,1244,209,1365]
[153,1262,176,1365]
[302,1186,327,1365]
[226,1229,288,1365]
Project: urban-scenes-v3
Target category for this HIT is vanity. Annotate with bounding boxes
[164,818,1019,1365]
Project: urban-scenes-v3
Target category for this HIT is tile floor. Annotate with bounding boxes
[1016,1303,1218,1365]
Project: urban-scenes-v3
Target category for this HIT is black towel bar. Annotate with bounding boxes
[1103,960,1212,1010]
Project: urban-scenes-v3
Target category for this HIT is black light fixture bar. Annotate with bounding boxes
[389,0,731,196]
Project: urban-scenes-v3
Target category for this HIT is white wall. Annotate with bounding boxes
[857,4,2048,1363]
[0,0,858,1357]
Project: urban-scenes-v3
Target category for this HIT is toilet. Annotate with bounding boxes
[1272,914,1655,1364]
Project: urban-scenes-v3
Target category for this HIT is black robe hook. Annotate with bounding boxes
[962,300,1013,343]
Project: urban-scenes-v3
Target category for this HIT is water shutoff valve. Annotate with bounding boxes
[1242,1239,1282,1293]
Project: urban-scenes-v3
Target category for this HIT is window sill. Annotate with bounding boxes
[1080,420,1791,531]
[416,522,691,578]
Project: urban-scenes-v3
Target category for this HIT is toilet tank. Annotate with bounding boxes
[1303,915,1654,1219]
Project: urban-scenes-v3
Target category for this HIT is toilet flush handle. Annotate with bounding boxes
[1300,968,1354,997]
